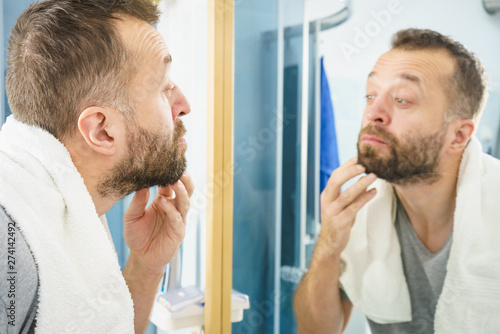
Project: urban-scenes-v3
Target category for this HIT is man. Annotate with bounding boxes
[294,29,500,333]
[0,0,193,333]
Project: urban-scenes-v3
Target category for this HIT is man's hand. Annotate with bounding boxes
[316,157,378,260]
[123,171,195,277]
[295,158,377,334]
[122,172,194,334]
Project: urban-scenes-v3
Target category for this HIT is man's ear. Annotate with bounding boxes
[77,107,120,156]
[448,119,475,153]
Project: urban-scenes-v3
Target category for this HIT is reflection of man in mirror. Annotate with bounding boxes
[0,1,193,333]
[295,28,500,333]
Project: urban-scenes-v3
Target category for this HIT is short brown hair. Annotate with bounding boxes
[6,0,160,139]
[391,28,488,124]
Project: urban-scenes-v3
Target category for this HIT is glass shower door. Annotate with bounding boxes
[232,0,308,333]
[232,0,280,333]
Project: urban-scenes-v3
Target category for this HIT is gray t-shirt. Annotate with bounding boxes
[341,197,452,334]
[0,206,38,334]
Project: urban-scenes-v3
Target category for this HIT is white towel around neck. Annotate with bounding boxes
[0,116,135,333]
[339,136,500,332]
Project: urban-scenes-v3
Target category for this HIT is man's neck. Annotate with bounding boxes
[81,175,119,217]
[394,162,460,253]
[65,141,119,217]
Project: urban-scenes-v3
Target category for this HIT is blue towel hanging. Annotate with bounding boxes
[320,57,340,194]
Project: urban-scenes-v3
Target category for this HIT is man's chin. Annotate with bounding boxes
[357,154,389,176]
[358,148,388,167]
[157,175,184,188]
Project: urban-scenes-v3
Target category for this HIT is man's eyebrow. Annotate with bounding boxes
[164,53,172,66]
[160,54,173,84]
[399,73,421,86]
[367,71,422,89]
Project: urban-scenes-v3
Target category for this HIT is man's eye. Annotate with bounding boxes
[365,95,375,102]
[395,97,409,104]
[165,82,175,98]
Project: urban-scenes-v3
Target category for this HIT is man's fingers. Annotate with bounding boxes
[171,180,190,221]
[180,171,195,198]
[157,185,174,199]
[157,196,186,238]
[125,188,150,221]
[333,173,377,212]
[322,157,366,203]
[342,187,378,226]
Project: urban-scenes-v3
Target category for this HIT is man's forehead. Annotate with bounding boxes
[115,14,170,62]
[368,49,455,85]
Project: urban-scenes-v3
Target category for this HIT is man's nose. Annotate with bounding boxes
[170,85,191,119]
[365,95,391,126]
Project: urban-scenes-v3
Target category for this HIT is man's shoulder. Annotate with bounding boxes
[0,204,39,281]
[0,205,39,333]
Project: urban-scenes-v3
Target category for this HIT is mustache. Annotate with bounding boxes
[173,120,187,142]
[359,124,397,144]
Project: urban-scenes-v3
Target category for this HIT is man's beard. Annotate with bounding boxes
[357,124,446,186]
[98,120,187,199]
